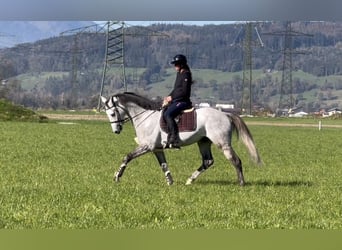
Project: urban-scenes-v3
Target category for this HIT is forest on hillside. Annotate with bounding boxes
[0,21,342,112]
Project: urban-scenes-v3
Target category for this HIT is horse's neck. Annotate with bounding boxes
[126,104,160,132]
[126,104,146,117]
[126,104,157,123]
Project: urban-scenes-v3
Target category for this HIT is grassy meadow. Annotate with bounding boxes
[0,118,341,229]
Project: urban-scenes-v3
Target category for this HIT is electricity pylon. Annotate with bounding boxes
[263,21,313,115]
[61,22,124,108]
[61,21,169,110]
[60,23,107,108]
[231,22,264,115]
[99,21,125,104]
[97,21,169,110]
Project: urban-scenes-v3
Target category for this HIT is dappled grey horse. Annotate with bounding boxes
[101,92,261,186]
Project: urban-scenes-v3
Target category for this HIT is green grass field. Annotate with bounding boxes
[0,118,341,229]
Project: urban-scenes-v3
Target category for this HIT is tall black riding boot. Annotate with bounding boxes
[165,117,181,149]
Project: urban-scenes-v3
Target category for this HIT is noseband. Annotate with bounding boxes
[104,95,148,126]
[104,96,129,125]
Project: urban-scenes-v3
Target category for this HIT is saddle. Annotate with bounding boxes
[160,107,197,133]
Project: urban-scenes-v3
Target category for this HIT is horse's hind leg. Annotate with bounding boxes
[186,137,214,185]
[221,145,245,186]
[154,151,173,185]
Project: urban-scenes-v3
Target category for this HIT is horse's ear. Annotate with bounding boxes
[100,96,107,104]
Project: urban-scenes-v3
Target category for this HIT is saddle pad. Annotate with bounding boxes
[160,109,197,133]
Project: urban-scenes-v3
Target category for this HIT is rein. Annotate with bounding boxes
[134,110,158,128]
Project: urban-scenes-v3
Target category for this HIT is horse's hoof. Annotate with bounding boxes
[165,172,174,185]
[114,172,120,182]
[185,178,193,185]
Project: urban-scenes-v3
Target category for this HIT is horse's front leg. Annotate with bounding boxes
[114,145,150,182]
[154,151,173,185]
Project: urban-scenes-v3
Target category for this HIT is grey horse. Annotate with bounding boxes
[101,92,261,186]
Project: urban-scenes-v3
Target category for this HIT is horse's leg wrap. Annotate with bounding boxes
[186,159,214,185]
[154,151,174,185]
[161,163,173,185]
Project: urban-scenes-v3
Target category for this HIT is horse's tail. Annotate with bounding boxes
[226,113,262,165]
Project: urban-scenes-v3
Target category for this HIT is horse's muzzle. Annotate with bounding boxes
[114,124,122,134]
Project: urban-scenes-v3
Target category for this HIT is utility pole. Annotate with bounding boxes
[69,34,80,108]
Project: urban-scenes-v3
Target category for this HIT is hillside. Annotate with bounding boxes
[5,67,341,113]
[0,21,95,47]
[0,21,341,113]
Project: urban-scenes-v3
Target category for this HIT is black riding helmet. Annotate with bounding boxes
[170,54,187,65]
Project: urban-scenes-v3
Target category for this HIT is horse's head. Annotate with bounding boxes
[101,95,125,134]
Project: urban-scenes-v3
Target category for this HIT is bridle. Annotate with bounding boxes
[103,95,150,127]
[104,96,129,125]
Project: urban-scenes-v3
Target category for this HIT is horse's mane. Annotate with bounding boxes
[116,92,162,110]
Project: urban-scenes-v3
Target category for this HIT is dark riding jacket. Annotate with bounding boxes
[169,70,192,104]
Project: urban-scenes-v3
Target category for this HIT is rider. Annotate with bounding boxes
[163,54,193,149]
